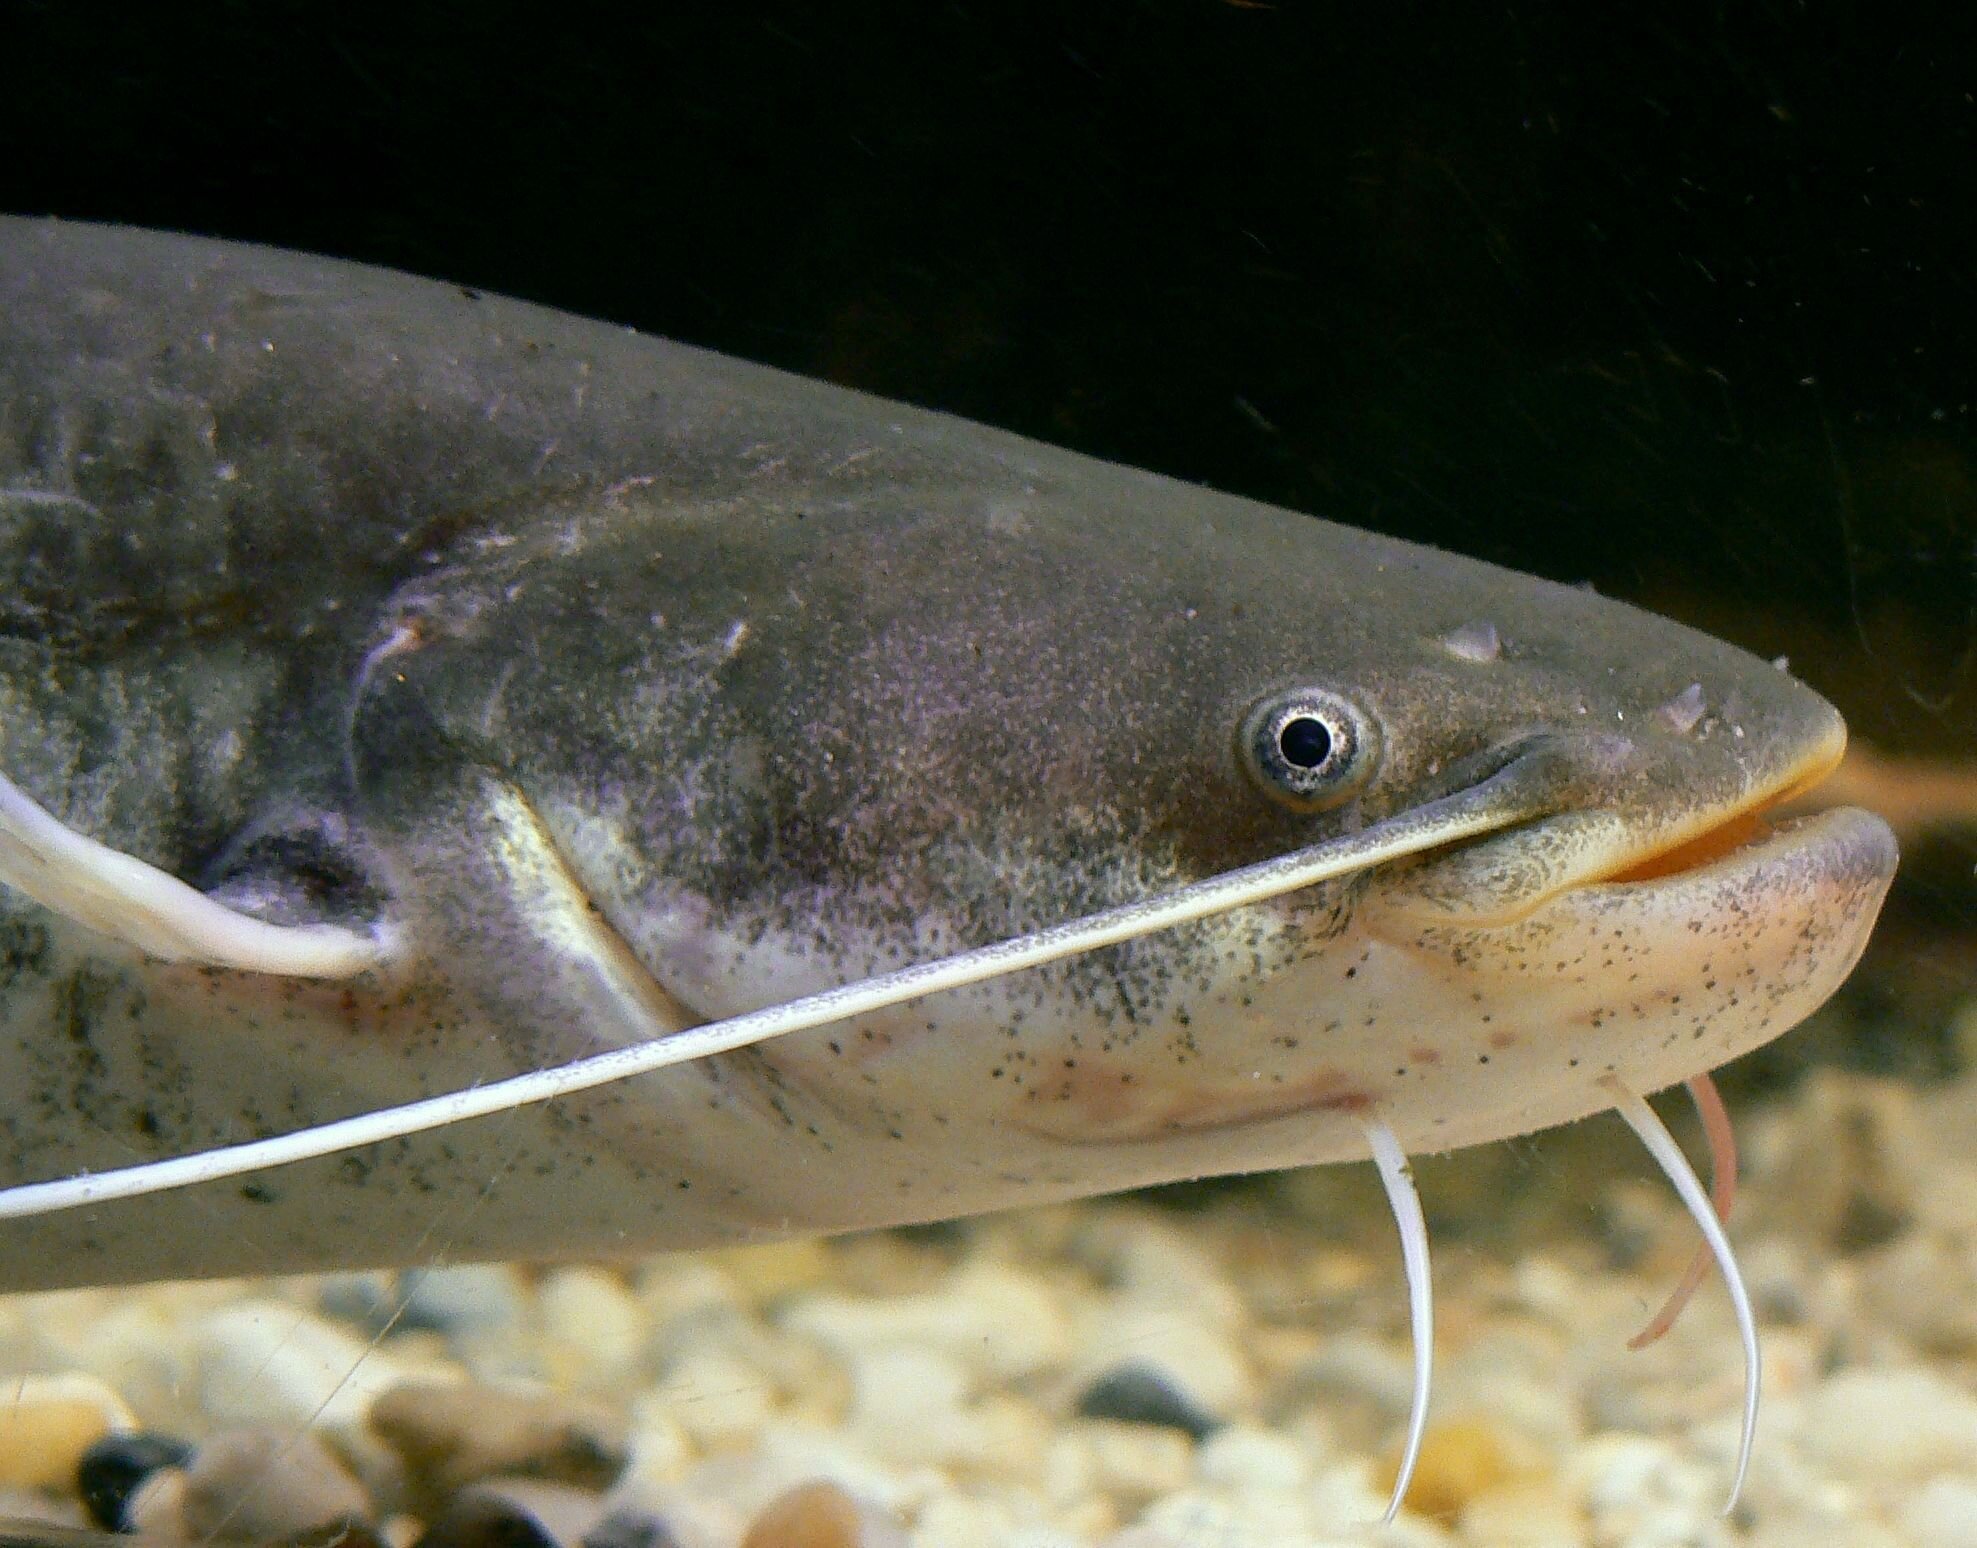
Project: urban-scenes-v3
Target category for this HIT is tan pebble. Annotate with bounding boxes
[1379,1419,1518,1522]
[618,1399,693,1489]
[1859,1228,1977,1356]
[0,1372,133,1490]
[125,1466,188,1537]
[1052,1495,1120,1541]
[181,1428,370,1541]
[1458,1478,1582,1546]
[906,1494,1016,1548]
[716,1240,837,1301]
[1075,1218,1244,1328]
[1744,1070,1928,1252]
[383,1514,426,1548]
[369,1381,626,1513]
[634,1261,746,1328]
[0,1484,89,1530]
[661,1350,777,1451]
[841,1348,982,1470]
[539,1269,645,1389]
[739,1478,875,1548]
[1069,1419,1192,1506]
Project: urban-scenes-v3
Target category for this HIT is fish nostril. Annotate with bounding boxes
[1440,620,1502,663]
[1656,683,1708,735]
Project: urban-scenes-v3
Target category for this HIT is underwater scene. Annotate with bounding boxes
[0,7,1971,1547]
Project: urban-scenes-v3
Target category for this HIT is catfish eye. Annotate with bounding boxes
[1239,687,1381,812]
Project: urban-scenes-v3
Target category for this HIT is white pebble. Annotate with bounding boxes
[398,1264,528,1345]
[782,1263,1069,1383]
[196,1299,405,1439]
[1901,1475,1977,1548]
[1195,1425,1309,1492]
[1800,1366,1977,1484]
[657,1349,776,1450]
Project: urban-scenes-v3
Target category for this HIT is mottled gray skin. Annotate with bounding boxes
[0,220,1894,1288]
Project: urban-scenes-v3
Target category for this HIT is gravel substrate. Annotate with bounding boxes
[1,1014,1972,1548]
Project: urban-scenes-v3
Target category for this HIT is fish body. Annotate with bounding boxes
[0,219,1895,1289]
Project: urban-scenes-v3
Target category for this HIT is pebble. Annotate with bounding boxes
[1059,1420,1192,1507]
[369,1380,627,1511]
[0,1371,135,1491]
[1799,1365,1977,1485]
[658,1349,779,1452]
[1745,1070,1928,1252]
[1069,1302,1250,1417]
[414,1491,557,1548]
[1858,1227,1977,1356]
[582,1506,684,1548]
[1077,1219,1245,1330]
[417,1480,611,1548]
[780,1263,1069,1384]
[5,1057,1975,1548]
[839,1346,1001,1471]
[1375,1418,1531,1523]
[1899,1475,1977,1548]
[197,1299,411,1440]
[76,1429,195,1529]
[1455,1478,1583,1546]
[1193,1425,1309,1492]
[395,1266,532,1346]
[739,1478,895,1548]
[539,1269,645,1390]
[1073,1364,1220,1441]
[178,1427,372,1542]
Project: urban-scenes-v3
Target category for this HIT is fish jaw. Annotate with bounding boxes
[903,805,1895,1179]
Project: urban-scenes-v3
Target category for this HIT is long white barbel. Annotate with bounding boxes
[0,763,1548,1222]
[1364,1119,1433,1524]
[1604,1076,1761,1516]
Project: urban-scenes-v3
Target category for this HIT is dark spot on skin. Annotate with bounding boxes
[1488,1029,1517,1050]
[0,917,51,988]
[1409,1046,1441,1065]
[239,1182,275,1204]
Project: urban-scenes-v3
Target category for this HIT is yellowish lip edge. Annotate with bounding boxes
[1603,729,1851,887]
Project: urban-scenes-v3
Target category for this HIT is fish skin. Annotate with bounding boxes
[0,219,1895,1287]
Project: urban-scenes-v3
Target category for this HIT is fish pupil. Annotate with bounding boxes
[1279,715,1334,769]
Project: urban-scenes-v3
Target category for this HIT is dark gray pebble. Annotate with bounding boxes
[413,1493,561,1548]
[580,1510,680,1548]
[75,1432,194,1531]
[1074,1363,1222,1441]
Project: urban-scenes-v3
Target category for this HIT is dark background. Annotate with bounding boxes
[4,0,1972,1062]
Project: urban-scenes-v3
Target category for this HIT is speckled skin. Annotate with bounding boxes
[0,220,1895,1287]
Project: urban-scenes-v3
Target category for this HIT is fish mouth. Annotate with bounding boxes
[1370,709,1875,928]
[1594,732,1849,888]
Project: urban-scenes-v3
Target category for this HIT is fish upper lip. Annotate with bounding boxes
[1592,723,1850,888]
